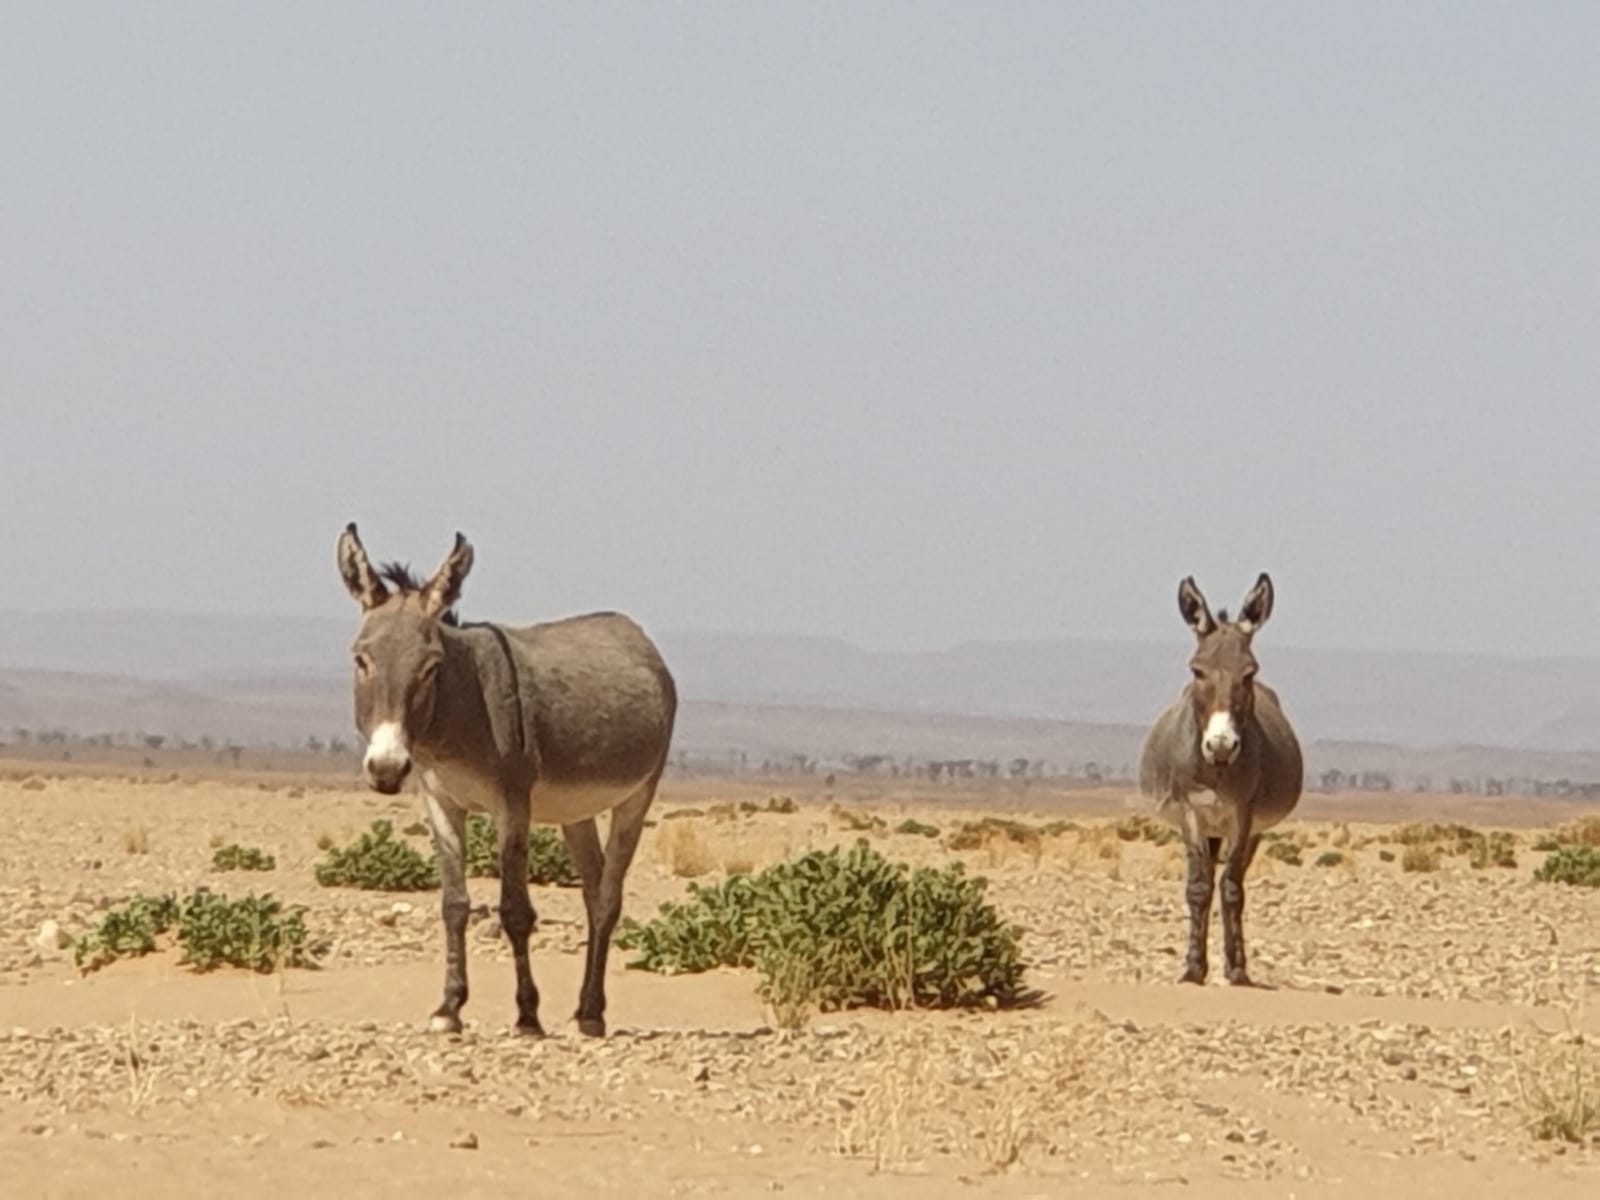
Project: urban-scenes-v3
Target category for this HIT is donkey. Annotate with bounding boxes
[1138,573,1302,987]
[336,523,677,1037]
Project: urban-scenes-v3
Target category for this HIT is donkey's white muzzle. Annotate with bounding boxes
[1201,711,1241,766]
[364,722,412,794]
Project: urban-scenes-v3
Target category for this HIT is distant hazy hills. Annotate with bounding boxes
[2,609,1599,780]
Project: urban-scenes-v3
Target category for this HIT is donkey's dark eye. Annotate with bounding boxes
[354,654,371,676]
[1190,667,1205,680]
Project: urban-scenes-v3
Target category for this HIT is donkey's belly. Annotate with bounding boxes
[529,779,640,825]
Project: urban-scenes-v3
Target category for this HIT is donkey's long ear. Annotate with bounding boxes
[1177,576,1215,637]
[420,532,474,618]
[337,523,389,611]
[1236,573,1275,634]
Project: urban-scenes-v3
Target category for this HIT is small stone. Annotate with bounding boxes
[692,1064,711,1084]
[32,920,67,952]
[390,901,414,916]
[450,1132,479,1150]
[311,1138,335,1150]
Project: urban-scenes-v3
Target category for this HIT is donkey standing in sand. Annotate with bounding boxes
[1139,573,1302,987]
[336,524,677,1036]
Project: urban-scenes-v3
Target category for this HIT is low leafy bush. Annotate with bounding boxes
[1113,815,1180,846]
[615,839,1025,1012]
[314,820,438,891]
[1314,850,1344,868]
[464,815,579,887]
[895,818,940,838]
[212,843,276,872]
[1534,845,1600,889]
[72,894,180,971]
[1265,840,1303,867]
[74,890,327,974]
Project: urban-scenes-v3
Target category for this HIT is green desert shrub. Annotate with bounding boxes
[1533,845,1600,889]
[1265,840,1303,867]
[894,818,941,838]
[74,890,326,974]
[211,843,276,872]
[314,820,438,891]
[615,839,1025,1012]
[1314,850,1345,868]
[464,815,579,887]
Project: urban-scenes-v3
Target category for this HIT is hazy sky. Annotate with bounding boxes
[4,4,1597,658]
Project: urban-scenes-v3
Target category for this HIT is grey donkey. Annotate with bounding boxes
[337,523,677,1036]
[1139,573,1303,986]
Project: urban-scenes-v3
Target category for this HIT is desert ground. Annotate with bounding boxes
[1,765,1597,1198]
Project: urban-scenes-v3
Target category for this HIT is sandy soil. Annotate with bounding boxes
[2,770,1597,1197]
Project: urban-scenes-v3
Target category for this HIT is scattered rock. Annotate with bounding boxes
[450,1131,479,1150]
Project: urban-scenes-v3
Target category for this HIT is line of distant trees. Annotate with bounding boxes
[3,727,357,767]
[7,728,1600,801]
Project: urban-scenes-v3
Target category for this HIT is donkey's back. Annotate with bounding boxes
[493,610,677,800]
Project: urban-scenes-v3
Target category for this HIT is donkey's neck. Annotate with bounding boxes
[416,622,529,774]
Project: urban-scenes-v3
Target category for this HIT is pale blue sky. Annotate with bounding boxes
[3,3,1596,657]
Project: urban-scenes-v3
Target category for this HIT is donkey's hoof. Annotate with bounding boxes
[1226,970,1262,988]
[428,1013,463,1034]
[576,1017,606,1038]
[513,1018,546,1039]
[1178,966,1207,985]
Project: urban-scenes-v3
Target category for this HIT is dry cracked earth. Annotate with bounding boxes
[1,769,1597,1198]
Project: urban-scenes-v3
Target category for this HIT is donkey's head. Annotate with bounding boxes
[336,523,474,794]
[1176,573,1275,768]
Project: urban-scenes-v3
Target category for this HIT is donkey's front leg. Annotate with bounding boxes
[1180,832,1217,984]
[423,789,471,1033]
[1220,832,1263,986]
[496,806,544,1036]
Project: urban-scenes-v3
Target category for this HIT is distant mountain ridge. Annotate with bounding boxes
[1,610,1598,774]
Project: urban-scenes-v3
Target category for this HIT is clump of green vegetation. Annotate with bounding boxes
[464,815,579,887]
[1533,845,1600,889]
[895,818,941,838]
[1401,844,1440,873]
[74,890,327,974]
[71,894,180,971]
[1314,850,1345,868]
[946,816,1057,852]
[1113,814,1180,846]
[1378,848,1396,863]
[832,807,887,834]
[314,819,439,891]
[1265,840,1303,867]
[211,843,276,872]
[616,839,1025,1013]
[739,795,799,815]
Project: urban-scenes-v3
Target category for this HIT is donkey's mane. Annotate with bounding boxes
[377,561,461,627]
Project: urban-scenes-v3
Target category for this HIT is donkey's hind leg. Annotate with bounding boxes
[423,788,472,1033]
[565,773,660,1037]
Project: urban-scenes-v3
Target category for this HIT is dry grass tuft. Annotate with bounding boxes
[1401,843,1440,873]
[1555,816,1600,848]
[122,825,151,855]
[658,819,716,879]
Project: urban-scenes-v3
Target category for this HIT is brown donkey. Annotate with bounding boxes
[1139,573,1302,986]
[337,524,677,1036]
